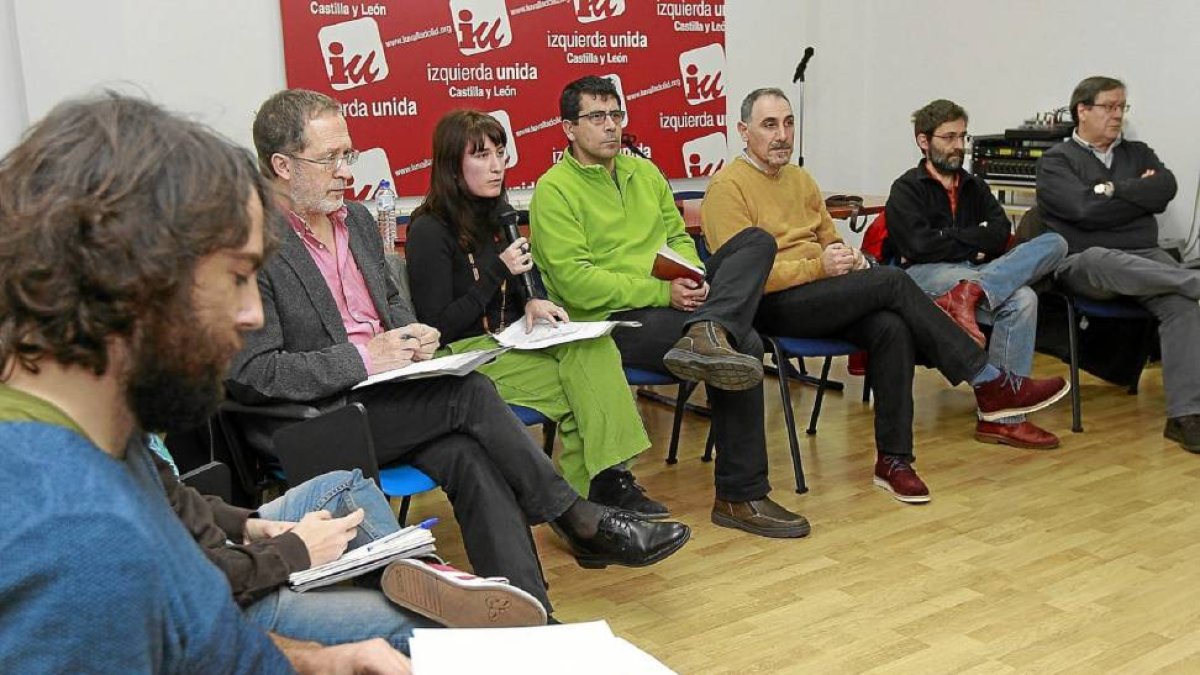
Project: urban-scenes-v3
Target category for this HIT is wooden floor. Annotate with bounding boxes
[405,354,1200,674]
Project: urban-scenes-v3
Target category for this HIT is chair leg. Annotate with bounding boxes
[397,495,412,526]
[806,356,834,435]
[862,371,872,404]
[542,421,557,458]
[769,340,807,494]
[1066,301,1083,433]
[702,426,715,462]
[666,382,697,465]
[1128,319,1157,395]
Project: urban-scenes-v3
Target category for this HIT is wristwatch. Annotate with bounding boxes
[1093,181,1114,197]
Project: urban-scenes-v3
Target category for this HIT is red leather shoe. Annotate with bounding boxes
[975,420,1060,449]
[934,280,986,348]
[872,454,930,504]
[974,371,1069,421]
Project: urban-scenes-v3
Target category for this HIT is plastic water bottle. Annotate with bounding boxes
[375,179,396,254]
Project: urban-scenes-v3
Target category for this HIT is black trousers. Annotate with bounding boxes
[611,228,776,502]
[349,373,577,611]
[756,265,987,458]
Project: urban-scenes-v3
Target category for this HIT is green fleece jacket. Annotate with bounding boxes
[529,151,703,321]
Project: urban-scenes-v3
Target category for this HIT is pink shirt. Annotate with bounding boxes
[288,208,383,371]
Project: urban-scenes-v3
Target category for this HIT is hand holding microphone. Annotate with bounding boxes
[498,207,539,301]
[499,236,533,275]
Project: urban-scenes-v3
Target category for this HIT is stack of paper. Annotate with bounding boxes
[492,320,641,350]
[352,348,508,390]
[408,620,675,674]
[287,524,436,592]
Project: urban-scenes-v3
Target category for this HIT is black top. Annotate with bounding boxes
[1036,137,1176,253]
[884,160,1010,266]
[406,212,545,343]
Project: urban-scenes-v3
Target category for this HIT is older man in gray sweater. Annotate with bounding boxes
[1037,75,1199,453]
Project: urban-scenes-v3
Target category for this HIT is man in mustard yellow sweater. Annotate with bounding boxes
[701,88,1070,503]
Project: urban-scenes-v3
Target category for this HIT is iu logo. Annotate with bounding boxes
[681,132,728,178]
[346,148,394,202]
[450,0,513,56]
[678,43,725,105]
[573,0,626,24]
[486,110,519,168]
[318,18,389,91]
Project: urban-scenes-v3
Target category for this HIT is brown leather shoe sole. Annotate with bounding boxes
[975,429,1060,450]
[710,509,811,539]
[381,560,547,628]
[662,348,764,391]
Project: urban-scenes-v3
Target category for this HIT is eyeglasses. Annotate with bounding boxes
[931,132,971,144]
[573,110,626,125]
[286,149,361,172]
[1087,102,1131,115]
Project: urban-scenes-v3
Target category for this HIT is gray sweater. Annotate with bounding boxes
[1036,137,1176,253]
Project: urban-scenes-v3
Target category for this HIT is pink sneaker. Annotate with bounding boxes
[873,454,931,504]
[381,558,547,628]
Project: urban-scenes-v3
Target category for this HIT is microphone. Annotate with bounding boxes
[793,46,815,83]
[498,206,538,301]
[621,133,650,160]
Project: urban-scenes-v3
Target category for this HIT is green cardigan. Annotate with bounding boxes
[529,151,703,321]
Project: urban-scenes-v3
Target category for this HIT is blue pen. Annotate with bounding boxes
[417,517,439,530]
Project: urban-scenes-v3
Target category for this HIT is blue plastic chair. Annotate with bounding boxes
[377,464,438,525]
[1060,293,1157,432]
[765,336,864,494]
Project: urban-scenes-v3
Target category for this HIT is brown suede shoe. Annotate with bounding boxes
[663,321,764,391]
[934,280,986,348]
[975,420,1060,449]
[711,497,810,538]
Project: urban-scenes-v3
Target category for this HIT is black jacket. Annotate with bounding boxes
[885,160,1010,266]
[1036,137,1176,253]
[406,212,545,344]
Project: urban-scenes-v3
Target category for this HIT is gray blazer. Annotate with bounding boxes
[226,201,416,406]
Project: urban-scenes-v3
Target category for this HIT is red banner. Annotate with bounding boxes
[280,0,727,199]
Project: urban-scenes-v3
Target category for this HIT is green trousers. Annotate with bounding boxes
[446,334,651,494]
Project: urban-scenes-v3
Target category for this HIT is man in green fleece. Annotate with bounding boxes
[529,75,810,539]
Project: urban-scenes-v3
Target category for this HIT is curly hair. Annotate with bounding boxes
[0,92,279,379]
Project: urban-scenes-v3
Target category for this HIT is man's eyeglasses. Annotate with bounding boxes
[931,132,971,144]
[1087,102,1131,115]
[286,149,361,172]
[573,110,626,126]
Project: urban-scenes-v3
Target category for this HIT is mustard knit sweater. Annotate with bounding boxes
[701,157,841,293]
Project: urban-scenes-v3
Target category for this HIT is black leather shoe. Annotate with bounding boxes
[711,497,811,538]
[588,468,670,519]
[1165,414,1200,453]
[552,510,690,569]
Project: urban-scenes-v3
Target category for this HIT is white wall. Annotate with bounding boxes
[11,0,285,151]
[726,0,1200,253]
[0,0,29,150]
[2,0,1197,253]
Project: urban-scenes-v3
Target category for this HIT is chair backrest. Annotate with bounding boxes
[179,461,234,504]
[860,211,888,261]
[1014,205,1047,244]
[273,402,382,486]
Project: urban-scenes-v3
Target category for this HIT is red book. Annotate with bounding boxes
[651,245,704,284]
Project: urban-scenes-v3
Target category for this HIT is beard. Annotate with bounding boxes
[929,147,964,175]
[123,299,240,435]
